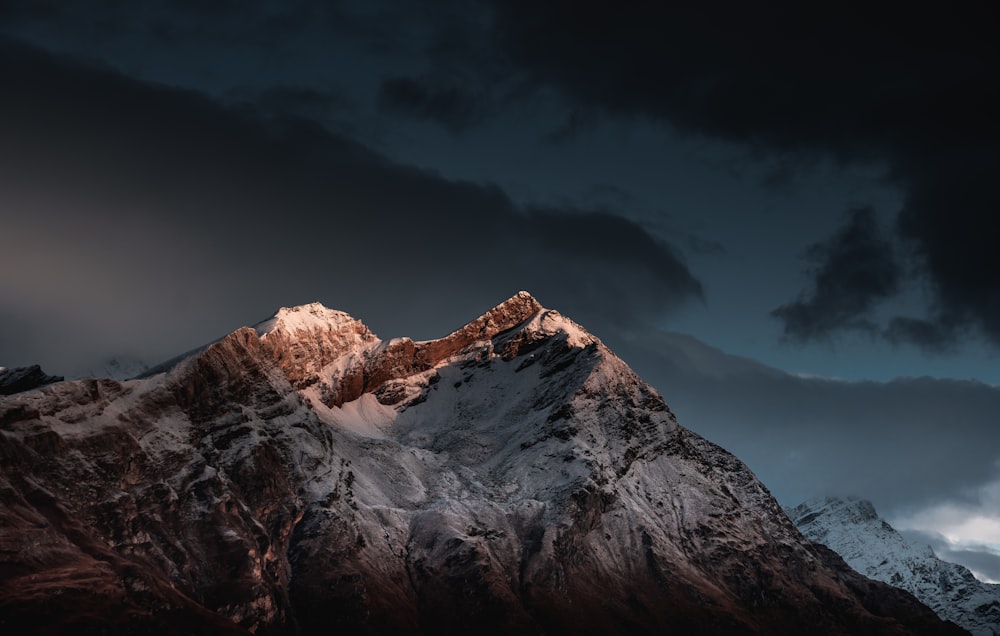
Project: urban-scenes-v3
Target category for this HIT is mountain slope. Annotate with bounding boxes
[789,496,999,635]
[0,365,63,395]
[0,293,964,634]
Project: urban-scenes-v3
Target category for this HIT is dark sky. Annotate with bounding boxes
[1,1,998,580]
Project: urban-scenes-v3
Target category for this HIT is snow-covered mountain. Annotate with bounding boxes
[789,496,1000,635]
[0,293,964,634]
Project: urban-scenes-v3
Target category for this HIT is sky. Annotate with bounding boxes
[1,1,998,581]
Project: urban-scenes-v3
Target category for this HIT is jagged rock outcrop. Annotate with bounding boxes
[789,496,999,635]
[254,292,544,407]
[0,365,63,395]
[0,293,967,634]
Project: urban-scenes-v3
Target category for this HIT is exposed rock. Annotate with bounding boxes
[0,293,967,634]
[0,365,63,395]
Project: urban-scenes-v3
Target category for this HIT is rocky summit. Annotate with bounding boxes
[0,293,966,634]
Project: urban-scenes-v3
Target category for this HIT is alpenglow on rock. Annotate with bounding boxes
[0,293,966,634]
[789,496,1000,636]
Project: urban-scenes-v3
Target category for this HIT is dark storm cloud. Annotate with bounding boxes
[771,208,900,342]
[527,207,703,303]
[683,234,726,256]
[229,85,362,138]
[0,0,57,21]
[378,76,487,133]
[0,39,702,374]
[900,530,1000,582]
[485,0,1000,350]
[896,156,1000,347]
[884,317,959,354]
[544,108,599,145]
[238,86,352,118]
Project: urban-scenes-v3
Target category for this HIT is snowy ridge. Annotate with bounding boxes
[789,496,1000,635]
[254,301,362,337]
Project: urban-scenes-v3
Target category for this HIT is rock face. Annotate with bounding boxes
[789,496,1000,636]
[0,293,966,634]
[0,365,63,395]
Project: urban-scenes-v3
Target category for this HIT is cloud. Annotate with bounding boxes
[241,86,354,119]
[895,489,1000,583]
[771,207,900,342]
[899,529,1000,583]
[612,328,1000,582]
[0,39,703,375]
[943,547,1000,583]
[526,207,703,304]
[683,233,726,256]
[544,107,599,145]
[485,1,1000,350]
[486,2,932,152]
[896,157,1000,348]
[378,76,487,133]
[883,317,959,354]
[614,329,1000,513]
[0,1,60,21]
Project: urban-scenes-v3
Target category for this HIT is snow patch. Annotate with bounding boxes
[521,309,598,349]
[254,302,359,336]
[304,388,395,439]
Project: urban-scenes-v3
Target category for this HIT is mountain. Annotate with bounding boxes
[0,365,63,395]
[789,496,1000,635]
[615,327,1000,516]
[0,292,965,634]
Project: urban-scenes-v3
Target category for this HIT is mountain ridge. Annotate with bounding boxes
[789,496,999,635]
[0,293,965,634]
[0,364,63,395]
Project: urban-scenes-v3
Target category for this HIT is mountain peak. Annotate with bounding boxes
[506,289,538,304]
[789,496,879,527]
[447,290,595,349]
[251,302,378,391]
[457,290,543,338]
[254,301,363,337]
[789,495,1000,635]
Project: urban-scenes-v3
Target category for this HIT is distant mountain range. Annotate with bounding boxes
[789,496,1000,635]
[0,357,148,397]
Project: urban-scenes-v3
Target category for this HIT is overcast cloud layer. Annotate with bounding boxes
[2,1,997,358]
[483,1,999,351]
